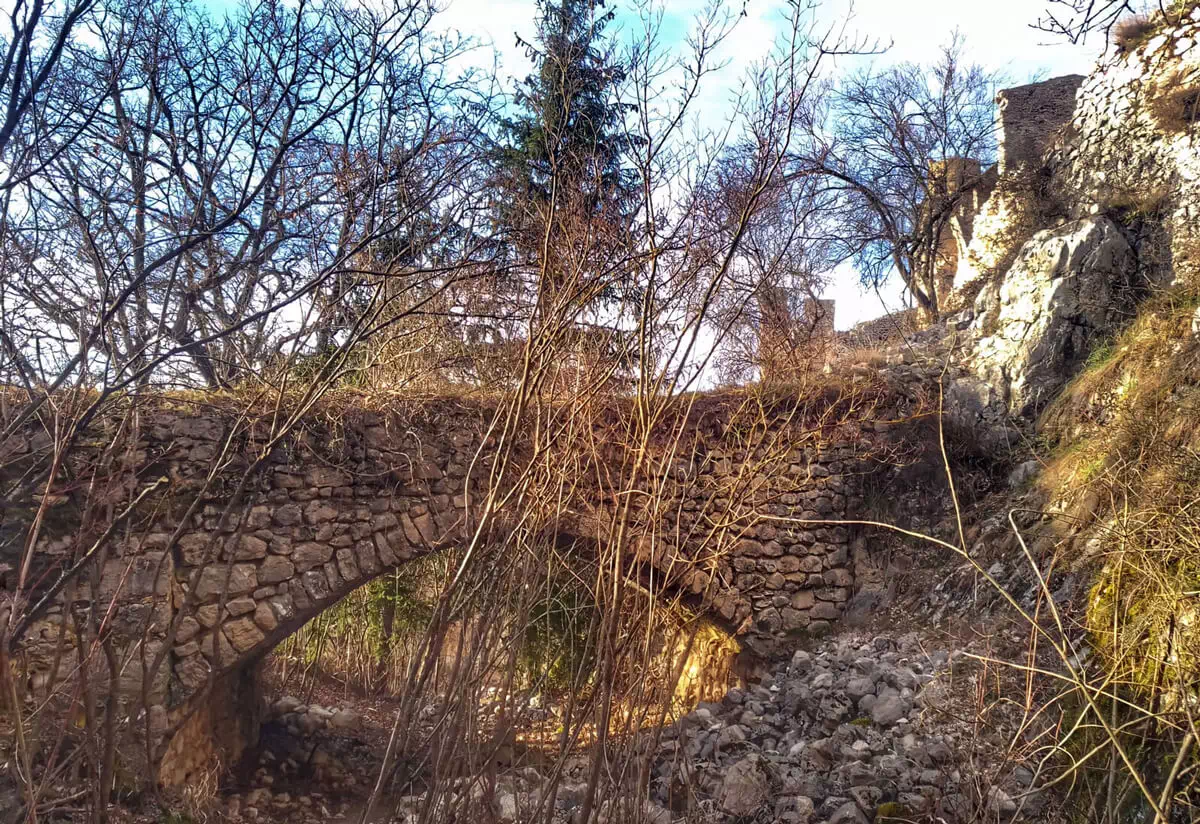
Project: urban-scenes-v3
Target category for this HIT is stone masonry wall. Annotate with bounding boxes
[948,76,1084,302]
[1048,9,1200,285]
[995,75,1085,176]
[3,397,495,785]
[617,384,937,657]
[649,440,862,652]
[3,379,939,785]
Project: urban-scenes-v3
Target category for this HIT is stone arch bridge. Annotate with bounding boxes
[3,381,943,785]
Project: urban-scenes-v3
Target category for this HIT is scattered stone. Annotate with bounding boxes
[329,709,358,730]
[719,755,769,816]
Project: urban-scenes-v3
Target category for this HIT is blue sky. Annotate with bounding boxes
[179,0,1110,329]
[441,0,1104,83]
[438,0,1108,328]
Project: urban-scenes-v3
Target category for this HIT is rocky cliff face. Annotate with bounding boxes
[904,7,1200,427]
[970,216,1137,416]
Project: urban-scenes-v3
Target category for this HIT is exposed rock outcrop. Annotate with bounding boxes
[970,216,1137,415]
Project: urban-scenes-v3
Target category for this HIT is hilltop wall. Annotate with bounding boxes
[896,8,1200,422]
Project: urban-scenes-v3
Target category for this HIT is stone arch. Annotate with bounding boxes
[7,386,941,787]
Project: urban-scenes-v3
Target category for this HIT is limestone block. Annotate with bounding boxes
[335,548,361,582]
[796,556,823,574]
[720,755,769,816]
[790,591,815,610]
[195,564,257,601]
[356,540,380,575]
[292,542,332,572]
[223,617,265,653]
[300,570,331,603]
[246,506,271,529]
[303,500,338,524]
[272,504,303,526]
[258,555,295,584]
[235,534,268,560]
[823,568,854,587]
[732,557,756,573]
[253,601,278,632]
[810,602,841,621]
[432,507,458,536]
[414,458,443,480]
[175,417,222,440]
[374,532,398,566]
[289,579,312,611]
[412,511,437,544]
[176,616,201,644]
[323,560,343,591]
[305,467,350,488]
[178,533,212,565]
[175,654,211,690]
[198,628,237,665]
[777,556,802,573]
[780,607,809,631]
[273,472,305,489]
[400,513,423,545]
[196,604,220,627]
[226,597,256,616]
[738,539,763,557]
[815,587,851,602]
[269,592,295,622]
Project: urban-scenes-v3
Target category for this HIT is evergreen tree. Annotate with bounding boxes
[491,0,640,281]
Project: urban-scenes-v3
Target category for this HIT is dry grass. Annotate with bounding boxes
[1112,3,1200,53]
[1031,285,1200,821]
[831,345,890,369]
[1113,14,1158,51]
[1147,68,1200,133]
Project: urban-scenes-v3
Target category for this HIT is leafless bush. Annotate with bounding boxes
[1113,12,1159,48]
[1147,68,1200,132]
[802,35,1004,321]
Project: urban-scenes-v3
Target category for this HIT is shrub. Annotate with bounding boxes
[1147,68,1200,133]
[1113,14,1157,51]
[1034,285,1200,822]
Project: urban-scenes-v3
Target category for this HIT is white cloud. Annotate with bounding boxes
[826,0,1102,80]
[436,0,1109,330]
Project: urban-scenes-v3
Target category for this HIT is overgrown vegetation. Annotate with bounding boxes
[7,0,1199,821]
[1041,0,1200,46]
[1035,284,1200,821]
[1147,67,1200,132]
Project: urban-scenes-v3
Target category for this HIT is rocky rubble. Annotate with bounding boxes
[219,697,364,822]
[649,632,1036,824]
[270,695,361,735]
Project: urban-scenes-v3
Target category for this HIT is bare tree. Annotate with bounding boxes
[1035,0,1191,45]
[0,0,97,177]
[708,141,841,385]
[0,0,495,392]
[804,36,1002,320]
[0,2,503,816]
